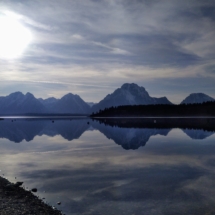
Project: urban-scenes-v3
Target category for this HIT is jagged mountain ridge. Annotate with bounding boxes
[38,97,59,110]
[0,92,90,114]
[0,92,47,114]
[92,83,172,113]
[53,93,90,114]
[0,83,214,114]
[40,93,91,113]
[181,93,215,104]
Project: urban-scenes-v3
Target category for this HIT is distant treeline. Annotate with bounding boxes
[91,101,215,117]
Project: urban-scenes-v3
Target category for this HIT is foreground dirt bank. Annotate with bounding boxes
[0,176,62,215]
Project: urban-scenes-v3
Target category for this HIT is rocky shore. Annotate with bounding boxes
[0,176,62,215]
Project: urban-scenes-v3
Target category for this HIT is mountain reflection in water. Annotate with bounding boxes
[0,118,215,148]
[1,118,215,215]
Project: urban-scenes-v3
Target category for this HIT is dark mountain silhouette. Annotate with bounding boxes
[181,93,215,104]
[1,85,215,115]
[0,92,90,115]
[0,92,47,114]
[92,83,172,113]
[52,93,90,114]
[38,97,59,110]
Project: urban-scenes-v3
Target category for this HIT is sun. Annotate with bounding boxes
[0,13,32,59]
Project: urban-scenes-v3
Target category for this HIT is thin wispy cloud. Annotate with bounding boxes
[0,0,215,102]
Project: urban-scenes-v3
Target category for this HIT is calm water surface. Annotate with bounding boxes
[0,118,215,215]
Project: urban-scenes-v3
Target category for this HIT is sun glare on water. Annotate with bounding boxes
[0,12,32,59]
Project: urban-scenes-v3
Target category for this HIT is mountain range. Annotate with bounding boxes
[91,83,172,113]
[39,93,90,114]
[0,83,214,114]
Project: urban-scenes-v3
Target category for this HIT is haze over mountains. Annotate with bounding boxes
[0,83,214,114]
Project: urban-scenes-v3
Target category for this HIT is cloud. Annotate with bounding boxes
[92,41,131,55]
[1,122,215,214]
[0,0,215,102]
[1,56,215,103]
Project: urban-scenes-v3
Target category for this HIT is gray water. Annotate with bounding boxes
[0,118,215,215]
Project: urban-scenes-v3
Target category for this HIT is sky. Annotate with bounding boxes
[0,0,215,103]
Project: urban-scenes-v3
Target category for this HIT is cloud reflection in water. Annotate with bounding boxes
[0,118,215,214]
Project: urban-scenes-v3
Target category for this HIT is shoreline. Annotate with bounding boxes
[0,176,62,215]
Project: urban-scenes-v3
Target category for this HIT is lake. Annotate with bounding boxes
[0,117,215,215]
